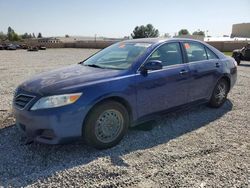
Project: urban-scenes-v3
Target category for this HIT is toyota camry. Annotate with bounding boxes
[13,38,237,149]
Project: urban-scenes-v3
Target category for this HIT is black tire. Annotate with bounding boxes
[235,56,241,65]
[232,52,241,65]
[209,79,229,108]
[83,100,129,149]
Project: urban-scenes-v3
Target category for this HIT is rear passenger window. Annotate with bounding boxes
[206,47,218,60]
[184,42,207,62]
[148,42,183,67]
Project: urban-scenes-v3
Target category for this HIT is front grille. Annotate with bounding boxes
[14,94,35,109]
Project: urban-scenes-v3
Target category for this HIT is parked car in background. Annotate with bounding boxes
[2,44,8,50]
[27,46,39,52]
[14,44,21,49]
[232,43,250,65]
[0,44,4,50]
[21,44,28,49]
[13,38,237,149]
[38,45,46,50]
[6,44,17,50]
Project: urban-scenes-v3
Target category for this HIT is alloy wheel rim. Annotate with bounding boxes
[95,109,124,143]
[215,82,226,104]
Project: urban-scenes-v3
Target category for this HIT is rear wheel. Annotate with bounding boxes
[209,79,229,108]
[83,101,129,149]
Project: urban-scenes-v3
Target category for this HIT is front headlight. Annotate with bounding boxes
[31,93,82,110]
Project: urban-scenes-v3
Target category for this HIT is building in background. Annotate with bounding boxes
[38,37,61,44]
[231,23,250,38]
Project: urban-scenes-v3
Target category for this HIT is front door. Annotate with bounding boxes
[135,42,190,119]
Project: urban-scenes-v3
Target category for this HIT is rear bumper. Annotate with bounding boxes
[13,104,87,144]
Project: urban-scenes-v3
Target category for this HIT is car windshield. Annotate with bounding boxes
[83,42,152,70]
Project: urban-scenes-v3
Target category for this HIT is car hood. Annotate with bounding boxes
[20,64,123,95]
[233,49,241,52]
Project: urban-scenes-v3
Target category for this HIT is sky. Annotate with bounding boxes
[0,0,250,38]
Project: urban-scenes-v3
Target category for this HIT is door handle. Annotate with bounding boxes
[180,70,189,75]
[215,62,220,68]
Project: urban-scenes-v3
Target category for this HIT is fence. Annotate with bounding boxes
[7,39,250,52]
[207,41,249,52]
[64,40,117,49]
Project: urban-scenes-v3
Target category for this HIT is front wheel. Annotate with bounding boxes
[83,101,129,149]
[235,55,241,65]
[232,53,241,65]
[209,79,229,108]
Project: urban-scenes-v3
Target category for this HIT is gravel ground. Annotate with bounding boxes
[0,49,249,187]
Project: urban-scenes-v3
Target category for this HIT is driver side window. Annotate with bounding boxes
[148,42,183,67]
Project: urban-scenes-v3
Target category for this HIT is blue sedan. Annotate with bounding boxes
[13,38,237,149]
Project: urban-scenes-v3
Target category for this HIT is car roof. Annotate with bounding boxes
[123,38,226,59]
[123,38,204,44]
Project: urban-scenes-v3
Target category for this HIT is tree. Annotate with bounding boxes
[12,33,20,41]
[21,32,29,39]
[7,27,14,34]
[178,29,190,36]
[131,24,159,39]
[7,26,20,41]
[65,34,70,38]
[32,33,36,38]
[7,26,14,40]
[123,36,130,40]
[37,32,43,38]
[0,31,7,41]
[163,33,171,38]
[192,30,205,36]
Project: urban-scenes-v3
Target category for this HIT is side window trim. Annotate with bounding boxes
[181,41,209,63]
[179,41,187,64]
[204,46,219,60]
[137,42,184,72]
[204,46,209,60]
[180,41,189,63]
[158,42,184,68]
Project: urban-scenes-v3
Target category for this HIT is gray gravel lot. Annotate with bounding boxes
[0,49,249,187]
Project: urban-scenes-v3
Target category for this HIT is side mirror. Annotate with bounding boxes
[142,60,163,72]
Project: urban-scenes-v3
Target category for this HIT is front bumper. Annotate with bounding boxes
[13,103,87,144]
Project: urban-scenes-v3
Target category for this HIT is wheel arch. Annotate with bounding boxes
[82,95,134,135]
[220,75,231,92]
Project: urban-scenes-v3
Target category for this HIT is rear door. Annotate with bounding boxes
[135,42,190,118]
[182,41,222,102]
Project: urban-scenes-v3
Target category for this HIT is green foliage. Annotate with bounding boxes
[37,32,43,38]
[7,27,14,35]
[21,33,29,39]
[2,27,39,41]
[223,52,232,56]
[7,26,20,41]
[131,24,159,39]
[12,33,20,41]
[0,31,7,41]
[192,30,205,36]
[178,29,190,36]
[7,26,14,40]
[21,32,35,39]
[163,33,171,38]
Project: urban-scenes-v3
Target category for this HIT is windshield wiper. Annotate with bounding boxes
[84,64,104,69]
